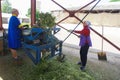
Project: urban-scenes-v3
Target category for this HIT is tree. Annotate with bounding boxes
[26,8,40,21]
[37,12,56,28]
[2,0,12,13]
[26,8,31,17]
[110,0,120,2]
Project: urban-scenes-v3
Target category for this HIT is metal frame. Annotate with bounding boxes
[22,41,63,64]
[0,0,3,30]
[0,0,119,56]
[51,0,120,51]
[22,27,63,64]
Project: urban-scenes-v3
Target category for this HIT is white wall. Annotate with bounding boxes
[52,11,120,27]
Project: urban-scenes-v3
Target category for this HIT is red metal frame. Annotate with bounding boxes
[31,0,36,26]
[52,0,96,24]
[0,0,3,30]
[51,0,120,51]
[0,0,119,51]
[90,27,120,51]
[51,0,96,31]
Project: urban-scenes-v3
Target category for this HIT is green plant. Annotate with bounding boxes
[36,12,56,28]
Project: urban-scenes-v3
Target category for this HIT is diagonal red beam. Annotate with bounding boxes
[51,0,69,12]
[52,0,120,51]
[90,27,120,51]
[56,15,69,24]
[75,0,96,13]
[74,16,83,23]
[52,0,95,25]
[57,24,79,37]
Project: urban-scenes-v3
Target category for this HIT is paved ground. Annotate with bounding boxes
[0,24,120,80]
[0,42,120,80]
[0,43,120,80]
[63,43,120,80]
[55,24,120,80]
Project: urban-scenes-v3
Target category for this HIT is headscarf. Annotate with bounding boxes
[85,21,91,26]
[84,21,91,29]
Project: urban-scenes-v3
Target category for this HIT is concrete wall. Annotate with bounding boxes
[52,11,120,27]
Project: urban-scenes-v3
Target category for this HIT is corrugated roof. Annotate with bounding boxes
[52,2,120,13]
[82,2,120,10]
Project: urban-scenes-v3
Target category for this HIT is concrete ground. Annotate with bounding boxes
[0,24,120,80]
[54,25,120,80]
[63,43,120,80]
[0,43,120,80]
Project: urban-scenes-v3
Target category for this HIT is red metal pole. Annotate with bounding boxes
[76,0,96,13]
[52,0,120,51]
[31,0,36,26]
[57,24,79,37]
[90,27,120,51]
[51,0,69,12]
[0,0,3,30]
[56,16,69,24]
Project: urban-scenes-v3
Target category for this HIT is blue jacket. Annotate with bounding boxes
[8,16,22,49]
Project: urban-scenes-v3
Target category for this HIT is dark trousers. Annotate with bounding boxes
[80,44,89,67]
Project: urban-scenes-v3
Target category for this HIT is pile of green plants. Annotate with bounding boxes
[22,57,94,80]
[0,52,95,80]
[36,12,56,29]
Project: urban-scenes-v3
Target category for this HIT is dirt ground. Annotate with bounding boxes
[62,43,120,80]
[0,44,120,80]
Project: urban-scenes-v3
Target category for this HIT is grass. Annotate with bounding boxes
[0,52,95,80]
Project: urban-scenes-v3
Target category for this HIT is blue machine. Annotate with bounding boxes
[22,27,63,64]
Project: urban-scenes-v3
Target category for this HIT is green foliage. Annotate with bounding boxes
[36,10,40,21]
[26,8,55,28]
[26,8,41,21]
[110,0,120,2]
[26,8,31,17]
[37,12,56,28]
[0,52,95,80]
[1,0,12,13]
[22,57,94,80]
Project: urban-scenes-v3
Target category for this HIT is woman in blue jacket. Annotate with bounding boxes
[8,8,22,63]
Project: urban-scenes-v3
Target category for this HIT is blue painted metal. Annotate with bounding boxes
[22,27,62,64]
[3,26,62,64]
[3,29,9,54]
[52,26,61,34]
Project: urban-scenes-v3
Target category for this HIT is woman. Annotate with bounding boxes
[70,21,92,70]
[8,8,22,64]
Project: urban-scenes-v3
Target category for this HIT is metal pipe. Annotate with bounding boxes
[101,25,104,52]
[56,16,69,24]
[90,27,120,51]
[0,0,3,30]
[57,24,79,37]
[51,0,69,12]
[52,0,120,51]
[31,0,36,26]
[63,0,101,42]
[76,0,96,13]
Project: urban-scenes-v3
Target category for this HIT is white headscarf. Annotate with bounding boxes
[85,21,91,26]
[84,21,91,29]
